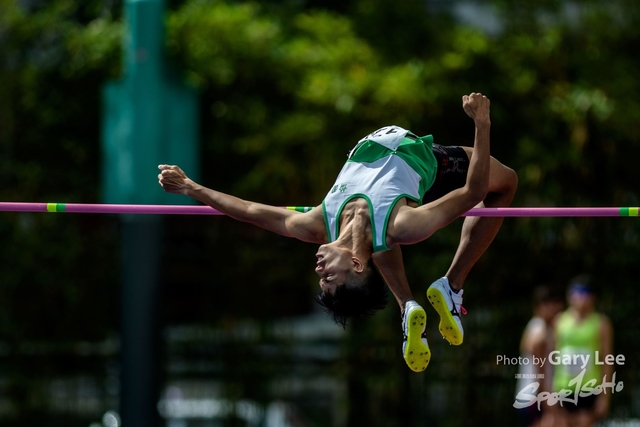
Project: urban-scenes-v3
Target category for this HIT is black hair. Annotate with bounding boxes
[532,285,563,307]
[314,259,388,329]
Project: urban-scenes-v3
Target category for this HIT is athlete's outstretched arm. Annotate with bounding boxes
[389,93,491,245]
[158,165,326,243]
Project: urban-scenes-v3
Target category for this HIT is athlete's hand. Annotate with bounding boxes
[158,165,193,195]
[462,93,491,124]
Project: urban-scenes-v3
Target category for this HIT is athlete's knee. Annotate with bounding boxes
[503,166,518,195]
[491,163,518,196]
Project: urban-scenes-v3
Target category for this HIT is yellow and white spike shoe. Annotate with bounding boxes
[402,300,431,372]
[427,277,465,346]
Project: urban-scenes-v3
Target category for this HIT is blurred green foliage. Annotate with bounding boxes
[1,0,639,426]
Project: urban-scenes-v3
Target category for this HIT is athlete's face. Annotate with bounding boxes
[315,244,362,295]
[538,300,564,324]
[568,288,595,312]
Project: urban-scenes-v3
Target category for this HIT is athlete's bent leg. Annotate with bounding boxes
[445,147,518,290]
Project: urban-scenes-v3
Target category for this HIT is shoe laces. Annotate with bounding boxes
[450,289,467,316]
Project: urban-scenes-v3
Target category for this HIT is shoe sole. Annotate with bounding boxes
[427,286,463,346]
[403,307,430,372]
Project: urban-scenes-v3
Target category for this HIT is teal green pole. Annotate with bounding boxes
[101,0,199,425]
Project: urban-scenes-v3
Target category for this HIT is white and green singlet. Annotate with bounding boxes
[322,125,438,252]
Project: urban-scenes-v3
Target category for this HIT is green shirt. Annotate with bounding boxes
[553,311,602,391]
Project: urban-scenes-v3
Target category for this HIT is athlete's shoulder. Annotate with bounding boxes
[382,201,421,246]
[286,205,328,244]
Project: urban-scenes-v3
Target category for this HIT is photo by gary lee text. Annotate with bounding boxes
[496,351,625,369]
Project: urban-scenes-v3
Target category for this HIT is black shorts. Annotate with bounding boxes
[561,393,598,413]
[516,405,542,427]
[422,144,470,204]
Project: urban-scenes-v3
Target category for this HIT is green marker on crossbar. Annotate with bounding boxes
[46,203,66,213]
[620,207,639,217]
[286,206,314,213]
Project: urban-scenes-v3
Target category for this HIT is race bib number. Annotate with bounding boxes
[349,126,410,157]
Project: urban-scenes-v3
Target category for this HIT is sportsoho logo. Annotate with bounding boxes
[495,351,626,409]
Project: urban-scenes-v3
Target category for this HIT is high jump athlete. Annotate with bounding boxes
[158,93,517,372]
